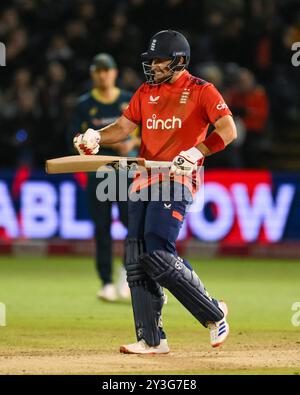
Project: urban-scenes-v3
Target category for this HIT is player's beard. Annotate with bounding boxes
[153,68,173,84]
[142,61,175,85]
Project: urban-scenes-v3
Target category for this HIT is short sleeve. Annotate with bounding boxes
[123,85,143,125]
[201,84,232,124]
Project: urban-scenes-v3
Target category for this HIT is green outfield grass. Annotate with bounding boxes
[0,255,299,375]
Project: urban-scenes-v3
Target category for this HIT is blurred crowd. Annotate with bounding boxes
[0,0,300,169]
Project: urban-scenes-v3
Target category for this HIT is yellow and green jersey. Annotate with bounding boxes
[70,87,138,157]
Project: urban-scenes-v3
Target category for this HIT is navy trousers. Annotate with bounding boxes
[128,181,193,270]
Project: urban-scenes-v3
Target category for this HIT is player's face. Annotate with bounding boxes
[91,68,118,90]
[151,58,173,83]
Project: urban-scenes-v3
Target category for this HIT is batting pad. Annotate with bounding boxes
[125,238,165,347]
[140,251,224,327]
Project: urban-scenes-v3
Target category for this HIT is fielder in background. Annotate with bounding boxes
[74,31,237,354]
[70,53,140,302]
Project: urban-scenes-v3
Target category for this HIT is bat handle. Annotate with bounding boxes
[144,160,172,168]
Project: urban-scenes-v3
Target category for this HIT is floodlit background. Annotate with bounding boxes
[0,0,300,168]
[0,0,299,375]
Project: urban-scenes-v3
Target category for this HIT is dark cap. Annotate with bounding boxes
[90,53,117,70]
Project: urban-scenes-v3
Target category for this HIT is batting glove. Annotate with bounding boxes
[170,147,204,176]
[73,128,101,155]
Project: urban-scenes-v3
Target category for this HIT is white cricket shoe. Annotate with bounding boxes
[120,339,169,355]
[97,283,117,302]
[208,300,229,348]
[118,266,131,299]
[163,292,168,304]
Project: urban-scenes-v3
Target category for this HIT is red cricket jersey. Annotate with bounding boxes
[123,70,232,193]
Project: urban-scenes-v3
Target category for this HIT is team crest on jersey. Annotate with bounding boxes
[89,107,98,116]
[148,95,160,104]
[179,88,190,104]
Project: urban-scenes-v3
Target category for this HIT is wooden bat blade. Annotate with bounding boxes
[45,155,146,174]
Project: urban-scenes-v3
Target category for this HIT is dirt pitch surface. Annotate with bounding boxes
[1,342,300,375]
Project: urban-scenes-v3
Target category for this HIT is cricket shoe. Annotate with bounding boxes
[163,292,168,305]
[208,301,229,348]
[118,281,131,299]
[97,283,117,302]
[120,339,169,355]
[118,266,131,299]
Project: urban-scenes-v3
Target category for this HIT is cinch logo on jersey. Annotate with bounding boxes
[146,114,182,130]
[216,101,228,110]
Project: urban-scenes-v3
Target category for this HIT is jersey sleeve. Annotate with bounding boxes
[201,84,232,125]
[122,85,143,125]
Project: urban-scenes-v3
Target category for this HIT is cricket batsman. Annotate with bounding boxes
[74,30,237,354]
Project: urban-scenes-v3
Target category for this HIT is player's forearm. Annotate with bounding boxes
[73,116,138,156]
[197,130,235,157]
[98,122,129,144]
[197,115,237,156]
[97,115,138,145]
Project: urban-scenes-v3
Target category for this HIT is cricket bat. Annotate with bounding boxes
[45,155,172,174]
